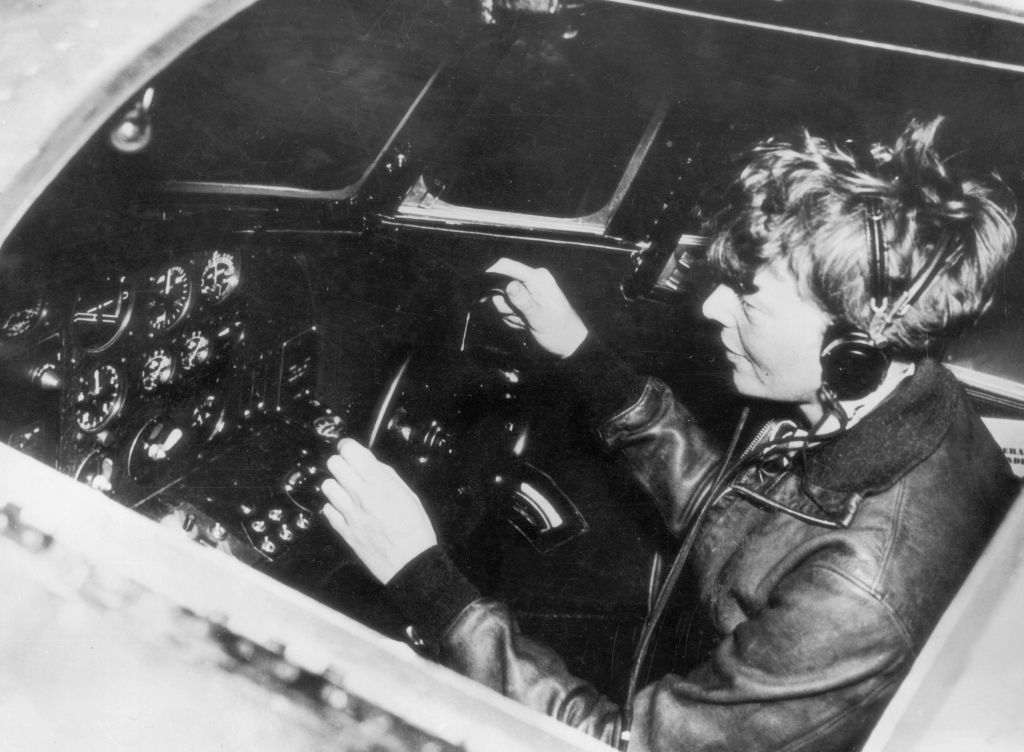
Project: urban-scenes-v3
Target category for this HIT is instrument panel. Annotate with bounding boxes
[69,251,241,358]
[0,241,334,571]
[64,258,238,441]
[62,249,248,462]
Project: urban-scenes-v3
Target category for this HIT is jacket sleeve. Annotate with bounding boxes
[383,343,916,749]
[628,561,913,751]
[555,336,724,536]
[386,546,625,746]
[387,547,913,751]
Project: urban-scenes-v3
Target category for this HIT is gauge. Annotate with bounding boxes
[190,393,228,442]
[71,277,134,353]
[200,250,241,304]
[179,329,212,371]
[74,450,117,494]
[140,347,176,392]
[8,423,44,457]
[146,264,193,332]
[73,363,126,433]
[127,418,189,483]
[1,297,46,341]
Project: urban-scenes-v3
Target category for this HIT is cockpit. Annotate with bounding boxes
[4,1,1024,749]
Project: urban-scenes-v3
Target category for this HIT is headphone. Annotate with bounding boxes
[819,198,891,401]
[819,196,962,402]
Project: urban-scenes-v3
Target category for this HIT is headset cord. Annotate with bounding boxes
[617,406,750,751]
[616,403,852,749]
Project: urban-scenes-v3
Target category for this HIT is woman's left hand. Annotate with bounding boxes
[320,438,438,584]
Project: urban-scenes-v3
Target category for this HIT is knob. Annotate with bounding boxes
[181,513,199,541]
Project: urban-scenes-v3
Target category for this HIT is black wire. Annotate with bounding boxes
[617,401,851,749]
[618,406,750,750]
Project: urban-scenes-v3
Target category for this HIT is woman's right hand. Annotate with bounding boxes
[485,258,589,358]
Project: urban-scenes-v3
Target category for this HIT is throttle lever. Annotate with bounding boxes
[462,271,518,305]
[459,272,536,362]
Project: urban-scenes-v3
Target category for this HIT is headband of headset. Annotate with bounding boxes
[820,195,960,401]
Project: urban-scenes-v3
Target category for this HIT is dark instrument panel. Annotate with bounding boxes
[0,232,358,578]
[63,248,255,485]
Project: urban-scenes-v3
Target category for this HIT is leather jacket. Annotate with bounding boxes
[386,350,1016,752]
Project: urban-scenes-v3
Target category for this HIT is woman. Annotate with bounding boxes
[320,117,1018,751]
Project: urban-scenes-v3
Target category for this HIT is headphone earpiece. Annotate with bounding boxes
[818,195,891,403]
[820,322,889,401]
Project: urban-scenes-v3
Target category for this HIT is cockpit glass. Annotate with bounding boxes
[417,11,667,218]
[132,0,471,190]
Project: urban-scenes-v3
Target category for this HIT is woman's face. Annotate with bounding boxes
[702,263,832,417]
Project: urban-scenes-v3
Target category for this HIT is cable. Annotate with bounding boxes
[618,406,750,750]
[617,402,850,749]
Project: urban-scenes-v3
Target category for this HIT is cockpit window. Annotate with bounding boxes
[416,16,664,218]
[132,0,471,191]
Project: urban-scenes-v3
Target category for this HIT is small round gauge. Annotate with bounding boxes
[200,251,241,304]
[73,363,127,433]
[127,417,189,483]
[71,277,134,353]
[140,347,176,392]
[74,450,117,494]
[190,392,228,442]
[179,329,212,371]
[1,297,46,341]
[146,264,193,332]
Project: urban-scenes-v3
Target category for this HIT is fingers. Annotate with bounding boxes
[486,258,550,316]
[323,439,382,512]
[504,278,538,311]
[321,475,355,542]
[331,438,381,483]
[483,258,586,358]
[486,257,537,282]
[485,258,556,296]
[319,439,439,583]
[324,439,418,506]
[321,497,348,534]
[490,292,515,315]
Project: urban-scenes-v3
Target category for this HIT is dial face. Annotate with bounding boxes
[140,348,176,392]
[146,265,193,332]
[180,330,212,371]
[73,363,126,433]
[74,450,117,494]
[200,251,240,304]
[190,392,227,441]
[127,418,189,483]
[71,278,134,353]
[1,298,46,341]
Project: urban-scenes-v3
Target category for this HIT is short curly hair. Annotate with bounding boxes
[707,117,1018,358]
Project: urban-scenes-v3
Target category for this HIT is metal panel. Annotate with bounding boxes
[863,486,1024,751]
[0,443,611,752]
[0,0,259,244]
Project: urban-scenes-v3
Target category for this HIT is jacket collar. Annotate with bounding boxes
[804,359,959,494]
[738,360,961,527]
